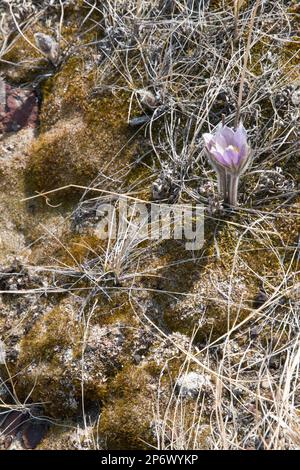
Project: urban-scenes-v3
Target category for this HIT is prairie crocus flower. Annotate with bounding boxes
[203,123,251,206]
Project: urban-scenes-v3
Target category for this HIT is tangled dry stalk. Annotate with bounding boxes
[0,0,299,450]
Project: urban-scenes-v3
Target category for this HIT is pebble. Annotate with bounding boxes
[253,289,267,309]
[34,32,60,65]
[21,420,49,449]
[128,115,151,127]
[0,82,39,134]
[291,89,300,106]
[176,372,211,398]
[261,378,270,390]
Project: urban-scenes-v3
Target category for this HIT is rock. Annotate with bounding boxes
[176,372,211,398]
[233,388,244,399]
[0,410,27,436]
[0,407,49,449]
[291,88,300,106]
[4,435,13,449]
[21,420,49,449]
[137,89,161,111]
[261,378,270,390]
[0,82,39,135]
[253,289,267,309]
[152,167,176,201]
[128,115,151,127]
[250,326,259,340]
[34,33,60,65]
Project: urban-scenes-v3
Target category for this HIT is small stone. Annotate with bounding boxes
[128,115,151,127]
[250,326,259,340]
[137,89,161,111]
[176,372,211,398]
[21,420,49,449]
[261,377,270,390]
[4,435,13,449]
[0,83,38,134]
[291,89,300,106]
[233,388,243,399]
[0,410,27,436]
[253,289,267,309]
[132,353,142,364]
[34,32,59,65]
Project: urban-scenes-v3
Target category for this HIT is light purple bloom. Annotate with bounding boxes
[202,123,252,206]
[203,123,250,173]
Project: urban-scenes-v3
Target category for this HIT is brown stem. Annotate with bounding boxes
[235,0,260,128]
[233,0,240,42]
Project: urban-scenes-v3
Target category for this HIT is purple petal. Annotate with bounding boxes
[238,144,249,168]
[238,143,249,162]
[214,133,228,150]
[214,142,227,156]
[216,125,235,146]
[223,146,240,166]
[204,122,250,175]
[233,123,247,148]
[203,133,214,150]
[211,150,231,167]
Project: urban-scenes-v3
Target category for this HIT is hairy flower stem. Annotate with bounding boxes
[228,174,239,206]
[217,170,236,206]
[212,156,241,206]
[217,167,227,200]
[203,123,250,207]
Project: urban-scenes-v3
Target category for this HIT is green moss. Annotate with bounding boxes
[159,219,257,340]
[125,152,154,199]
[13,303,82,415]
[56,233,103,266]
[18,304,81,363]
[279,38,300,79]
[39,55,92,129]
[1,31,48,83]
[1,1,102,84]
[289,3,300,32]
[248,38,269,77]
[37,422,77,450]
[209,0,235,10]
[25,54,141,203]
[98,365,155,450]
